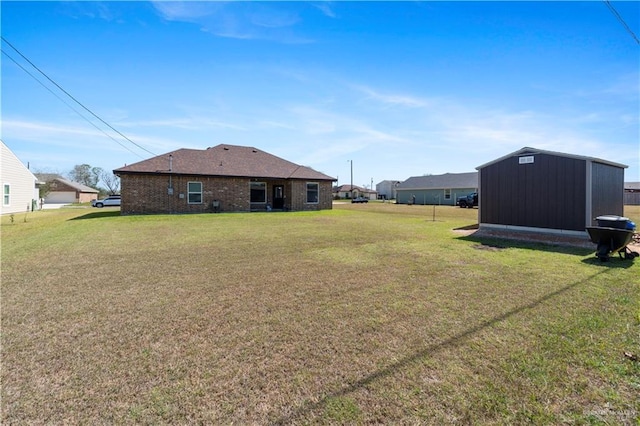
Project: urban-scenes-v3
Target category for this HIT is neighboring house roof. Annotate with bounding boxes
[625,182,640,191]
[114,144,336,181]
[397,172,478,190]
[35,173,63,182]
[476,147,628,170]
[35,174,99,193]
[333,184,366,192]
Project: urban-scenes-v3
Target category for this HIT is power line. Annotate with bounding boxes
[603,0,640,45]
[2,49,147,159]
[1,36,157,156]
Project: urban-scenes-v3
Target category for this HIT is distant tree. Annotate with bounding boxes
[68,164,102,189]
[38,181,52,199]
[100,170,121,195]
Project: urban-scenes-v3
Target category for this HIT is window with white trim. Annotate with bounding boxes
[444,189,451,200]
[306,182,319,204]
[2,183,11,206]
[3,184,10,206]
[187,182,202,204]
[250,182,266,203]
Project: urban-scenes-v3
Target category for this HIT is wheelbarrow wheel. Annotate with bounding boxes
[596,244,609,262]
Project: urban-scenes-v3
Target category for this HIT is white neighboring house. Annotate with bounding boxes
[376,180,402,200]
[1,141,40,215]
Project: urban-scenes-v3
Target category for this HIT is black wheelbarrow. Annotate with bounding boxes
[586,215,638,261]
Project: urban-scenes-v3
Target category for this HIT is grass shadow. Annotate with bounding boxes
[580,254,637,269]
[68,210,121,220]
[456,232,594,257]
[453,223,479,231]
[272,269,609,424]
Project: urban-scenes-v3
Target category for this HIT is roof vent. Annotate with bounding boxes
[252,149,257,153]
[223,147,229,151]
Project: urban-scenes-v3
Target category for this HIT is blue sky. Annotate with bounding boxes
[2,1,639,188]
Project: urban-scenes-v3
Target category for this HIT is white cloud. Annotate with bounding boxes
[1,118,180,169]
[352,85,433,108]
[152,1,313,43]
[151,1,221,21]
[116,117,246,131]
[312,2,337,18]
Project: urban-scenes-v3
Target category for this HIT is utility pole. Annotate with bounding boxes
[349,160,353,199]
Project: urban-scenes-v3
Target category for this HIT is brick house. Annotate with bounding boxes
[114,144,336,214]
[35,174,99,204]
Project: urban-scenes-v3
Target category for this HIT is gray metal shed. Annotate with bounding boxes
[476,147,627,236]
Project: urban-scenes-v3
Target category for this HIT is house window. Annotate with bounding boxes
[306,182,319,203]
[250,182,266,203]
[444,189,451,200]
[187,182,202,204]
[3,184,9,205]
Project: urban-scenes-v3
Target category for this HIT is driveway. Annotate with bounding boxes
[41,203,70,210]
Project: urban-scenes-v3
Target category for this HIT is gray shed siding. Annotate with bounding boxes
[479,153,586,231]
[625,192,640,205]
[590,162,624,222]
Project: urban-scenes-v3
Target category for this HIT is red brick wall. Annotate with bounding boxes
[78,192,97,203]
[119,174,333,214]
[49,180,97,203]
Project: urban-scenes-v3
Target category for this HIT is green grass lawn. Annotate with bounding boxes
[2,204,639,424]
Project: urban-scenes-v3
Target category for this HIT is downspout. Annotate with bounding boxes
[585,159,592,228]
[169,154,173,190]
[169,154,173,214]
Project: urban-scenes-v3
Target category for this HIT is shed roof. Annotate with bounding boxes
[476,147,628,170]
[114,144,336,181]
[397,172,478,190]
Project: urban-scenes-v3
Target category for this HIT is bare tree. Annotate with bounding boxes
[100,170,121,195]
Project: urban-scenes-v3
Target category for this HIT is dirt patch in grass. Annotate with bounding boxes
[472,243,507,251]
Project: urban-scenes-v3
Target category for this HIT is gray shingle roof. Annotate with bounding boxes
[35,174,99,193]
[625,182,640,190]
[334,184,366,192]
[114,144,336,181]
[397,172,478,190]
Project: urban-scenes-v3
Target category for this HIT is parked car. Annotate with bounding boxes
[92,195,121,208]
[351,197,369,203]
[457,192,478,208]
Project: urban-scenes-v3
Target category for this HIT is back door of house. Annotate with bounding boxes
[273,185,284,209]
